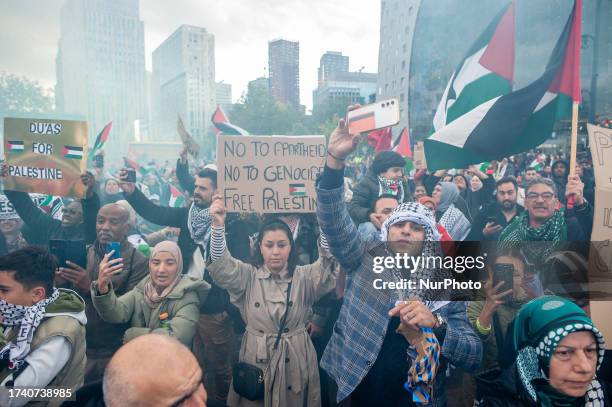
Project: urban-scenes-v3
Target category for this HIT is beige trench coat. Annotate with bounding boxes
[207,246,336,407]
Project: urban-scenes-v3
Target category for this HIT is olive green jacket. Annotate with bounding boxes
[91,276,209,347]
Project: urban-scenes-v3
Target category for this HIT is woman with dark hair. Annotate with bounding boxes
[206,195,336,407]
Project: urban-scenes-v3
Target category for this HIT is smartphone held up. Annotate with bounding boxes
[347,99,400,135]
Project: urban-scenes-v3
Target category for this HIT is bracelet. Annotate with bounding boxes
[327,149,346,161]
[475,317,492,335]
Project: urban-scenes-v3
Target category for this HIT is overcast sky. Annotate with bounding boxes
[0,0,381,110]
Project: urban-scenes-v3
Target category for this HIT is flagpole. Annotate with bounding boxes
[569,101,579,176]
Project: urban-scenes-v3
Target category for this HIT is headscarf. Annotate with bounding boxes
[0,288,60,370]
[378,202,455,303]
[513,296,606,406]
[143,241,183,309]
[436,182,472,221]
[380,202,440,242]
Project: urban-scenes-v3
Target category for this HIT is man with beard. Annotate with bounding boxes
[1,163,84,245]
[57,202,149,383]
[467,177,524,241]
[551,160,569,204]
[118,167,243,404]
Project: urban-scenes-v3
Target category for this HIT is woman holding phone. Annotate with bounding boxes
[91,241,209,347]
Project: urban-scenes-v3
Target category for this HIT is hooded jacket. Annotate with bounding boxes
[91,275,209,347]
[0,289,87,407]
[551,160,569,204]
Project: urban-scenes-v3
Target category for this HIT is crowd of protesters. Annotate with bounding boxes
[0,112,611,407]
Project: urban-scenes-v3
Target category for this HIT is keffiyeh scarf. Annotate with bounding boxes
[378,176,405,202]
[378,202,451,302]
[499,210,567,262]
[187,203,212,246]
[0,288,60,370]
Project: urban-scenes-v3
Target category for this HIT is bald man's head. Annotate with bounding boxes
[96,203,130,244]
[103,334,206,407]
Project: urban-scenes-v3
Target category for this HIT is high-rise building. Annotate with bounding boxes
[313,71,377,112]
[152,25,215,143]
[376,0,421,138]
[268,39,300,109]
[318,51,349,85]
[215,82,232,111]
[55,0,146,156]
[377,0,612,141]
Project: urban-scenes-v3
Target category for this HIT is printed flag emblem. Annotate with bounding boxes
[289,184,306,196]
[7,141,24,153]
[63,145,83,159]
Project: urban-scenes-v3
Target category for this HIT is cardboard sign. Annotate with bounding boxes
[587,124,612,348]
[3,118,88,198]
[217,135,326,213]
[0,195,18,220]
[587,124,612,190]
[177,115,200,159]
[413,141,428,170]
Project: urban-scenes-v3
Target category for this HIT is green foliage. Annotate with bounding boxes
[230,86,352,137]
[0,73,53,114]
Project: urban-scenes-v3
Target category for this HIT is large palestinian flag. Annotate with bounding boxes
[424,0,581,170]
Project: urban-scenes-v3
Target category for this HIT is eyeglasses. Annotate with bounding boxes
[525,192,554,201]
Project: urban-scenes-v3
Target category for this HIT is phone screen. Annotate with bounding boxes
[106,242,121,261]
[125,168,137,183]
[493,263,514,300]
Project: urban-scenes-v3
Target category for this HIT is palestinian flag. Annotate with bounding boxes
[367,127,392,152]
[169,186,185,208]
[424,2,515,170]
[393,127,412,159]
[63,146,84,159]
[529,154,546,171]
[211,105,249,136]
[425,0,582,171]
[88,122,112,160]
[6,141,24,153]
[289,184,306,196]
[38,195,64,219]
[123,157,150,177]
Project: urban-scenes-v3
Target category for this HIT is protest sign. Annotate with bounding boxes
[587,124,612,348]
[177,115,200,159]
[413,141,427,170]
[587,124,612,190]
[217,135,326,213]
[3,118,88,198]
[0,195,18,220]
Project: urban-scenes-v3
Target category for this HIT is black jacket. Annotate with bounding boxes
[123,188,251,314]
[467,202,524,241]
[348,170,409,225]
[4,190,84,245]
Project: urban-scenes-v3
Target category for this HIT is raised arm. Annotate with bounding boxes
[3,189,59,234]
[206,195,254,302]
[316,110,365,273]
[118,168,184,228]
[176,147,195,192]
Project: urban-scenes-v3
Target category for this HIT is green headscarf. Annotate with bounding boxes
[512,296,606,406]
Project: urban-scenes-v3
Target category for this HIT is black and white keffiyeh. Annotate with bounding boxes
[0,288,60,370]
[187,203,212,246]
[378,202,452,303]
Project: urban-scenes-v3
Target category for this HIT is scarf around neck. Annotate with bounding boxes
[187,203,212,246]
[0,288,60,370]
[378,176,405,202]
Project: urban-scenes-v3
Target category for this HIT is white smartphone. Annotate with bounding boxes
[347,99,400,134]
